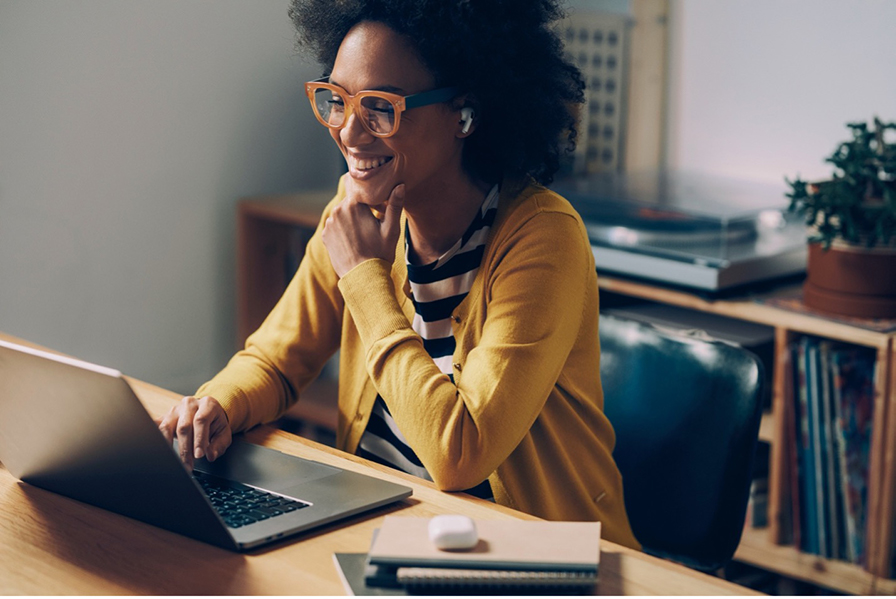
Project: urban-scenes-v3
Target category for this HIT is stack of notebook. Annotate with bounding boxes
[333,517,601,595]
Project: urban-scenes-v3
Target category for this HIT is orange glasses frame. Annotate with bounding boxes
[304,77,460,138]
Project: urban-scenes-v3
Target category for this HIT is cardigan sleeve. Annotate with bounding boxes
[195,190,346,433]
[338,201,593,491]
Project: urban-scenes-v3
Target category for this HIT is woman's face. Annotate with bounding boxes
[328,21,464,208]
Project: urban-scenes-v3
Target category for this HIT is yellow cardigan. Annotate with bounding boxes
[197,175,640,550]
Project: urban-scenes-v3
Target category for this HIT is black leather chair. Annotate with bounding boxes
[599,314,765,573]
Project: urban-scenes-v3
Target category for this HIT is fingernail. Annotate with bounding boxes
[195,447,204,459]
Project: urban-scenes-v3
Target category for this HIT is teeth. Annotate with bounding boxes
[351,155,392,171]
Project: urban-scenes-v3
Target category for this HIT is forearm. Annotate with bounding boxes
[338,240,587,490]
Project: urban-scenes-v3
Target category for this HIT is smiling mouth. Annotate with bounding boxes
[348,155,394,172]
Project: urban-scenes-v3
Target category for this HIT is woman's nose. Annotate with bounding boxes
[340,111,374,147]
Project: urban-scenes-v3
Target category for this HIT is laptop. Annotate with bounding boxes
[0,339,412,551]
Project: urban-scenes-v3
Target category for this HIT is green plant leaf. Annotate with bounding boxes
[786,117,896,247]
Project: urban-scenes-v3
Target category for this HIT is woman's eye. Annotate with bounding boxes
[370,101,394,114]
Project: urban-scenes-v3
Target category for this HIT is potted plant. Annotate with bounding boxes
[786,117,896,318]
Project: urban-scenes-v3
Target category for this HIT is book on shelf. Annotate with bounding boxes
[831,345,875,565]
[782,344,798,547]
[807,339,829,557]
[793,337,819,555]
[819,340,842,560]
[334,517,601,595]
[787,336,876,565]
[823,339,852,561]
[831,348,856,564]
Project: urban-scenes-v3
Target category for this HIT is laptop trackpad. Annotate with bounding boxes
[193,437,339,492]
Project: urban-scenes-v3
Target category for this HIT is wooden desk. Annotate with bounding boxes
[0,334,755,595]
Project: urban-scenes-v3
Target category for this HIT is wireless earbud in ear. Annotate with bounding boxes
[460,107,474,134]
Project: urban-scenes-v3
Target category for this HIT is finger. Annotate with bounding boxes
[192,397,218,460]
[382,184,405,242]
[207,421,232,462]
[158,405,179,446]
[176,397,199,469]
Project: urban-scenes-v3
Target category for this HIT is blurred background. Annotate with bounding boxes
[1,0,894,395]
[0,0,341,393]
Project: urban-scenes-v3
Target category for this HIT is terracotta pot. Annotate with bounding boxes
[803,241,896,318]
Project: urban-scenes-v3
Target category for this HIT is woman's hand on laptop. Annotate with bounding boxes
[156,396,232,470]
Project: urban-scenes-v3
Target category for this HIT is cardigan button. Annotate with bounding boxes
[451,315,461,323]
[453,362,462,371]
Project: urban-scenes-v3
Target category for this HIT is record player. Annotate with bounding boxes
[550,170,808,292]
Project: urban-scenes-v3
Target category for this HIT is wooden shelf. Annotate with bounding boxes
[598,275,891,348]
[875,575,896,595]
[736,526,876,595]
[236,191,334,346]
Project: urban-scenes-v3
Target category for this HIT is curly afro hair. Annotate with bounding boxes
[288,0,585,185]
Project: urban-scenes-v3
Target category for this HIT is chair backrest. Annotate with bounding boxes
[599,314,765,572]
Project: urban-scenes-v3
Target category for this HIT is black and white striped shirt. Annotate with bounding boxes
[356,185,500,499]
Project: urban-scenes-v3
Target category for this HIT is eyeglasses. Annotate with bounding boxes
[304,77,460,138]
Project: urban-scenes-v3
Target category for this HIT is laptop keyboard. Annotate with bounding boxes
[193,470,310,529]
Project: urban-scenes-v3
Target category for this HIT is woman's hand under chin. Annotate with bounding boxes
[321,182,406,278]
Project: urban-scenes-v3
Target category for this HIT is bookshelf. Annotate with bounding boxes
[236,190,334,345]
[235,191,896,595]
[597,276,896,595]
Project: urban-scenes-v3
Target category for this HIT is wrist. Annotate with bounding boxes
[338,259,409,346]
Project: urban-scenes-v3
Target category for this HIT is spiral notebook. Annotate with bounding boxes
[333,517,601,594]
[332,553,598,595]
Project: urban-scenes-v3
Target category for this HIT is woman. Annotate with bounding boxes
[159,0,639,549]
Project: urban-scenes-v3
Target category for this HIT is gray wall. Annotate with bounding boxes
[667,0,896,183]
[0,1,341,394]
